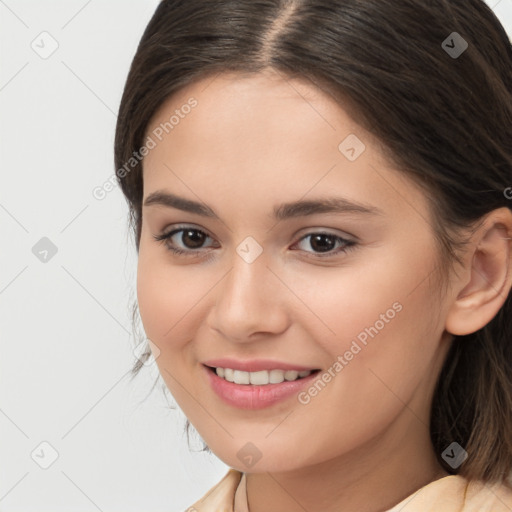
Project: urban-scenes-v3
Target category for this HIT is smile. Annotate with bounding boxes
[212,367,314,385]
[203,364,322,409]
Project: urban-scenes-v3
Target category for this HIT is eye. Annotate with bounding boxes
[152,226,217,258]
[153,226,357,260]
[292,232,356,258]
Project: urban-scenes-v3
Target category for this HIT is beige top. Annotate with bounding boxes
[187,468,512,512]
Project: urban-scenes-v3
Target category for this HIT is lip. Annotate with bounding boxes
[202,358,318,372]
[203,364,321,410]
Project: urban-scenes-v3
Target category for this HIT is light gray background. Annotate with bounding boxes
[1,1,511,511]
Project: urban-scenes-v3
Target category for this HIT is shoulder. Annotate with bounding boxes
[385,475,512,512]
[183,471,512,511]
[184,468,243,512]
[463,477,512,511]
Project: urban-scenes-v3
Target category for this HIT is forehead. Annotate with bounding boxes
[144,70,368,155]
[141,71,430,226]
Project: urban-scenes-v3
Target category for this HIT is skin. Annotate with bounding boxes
[136,69,512,512]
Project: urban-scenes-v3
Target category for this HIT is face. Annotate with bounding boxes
[137,70,453,473]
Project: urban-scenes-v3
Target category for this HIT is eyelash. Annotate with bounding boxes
[152,226,357,260]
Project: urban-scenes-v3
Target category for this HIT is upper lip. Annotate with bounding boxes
[203,358,319,372]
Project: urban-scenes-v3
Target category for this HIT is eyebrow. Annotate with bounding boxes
[143,190,384,220]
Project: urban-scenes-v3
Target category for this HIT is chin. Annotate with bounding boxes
[208,442,305,474]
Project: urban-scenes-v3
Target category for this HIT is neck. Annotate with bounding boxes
[245,408,450,512]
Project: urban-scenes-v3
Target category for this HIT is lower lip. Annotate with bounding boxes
[204,365,320,410]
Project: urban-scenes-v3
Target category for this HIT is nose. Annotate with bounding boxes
[206,247,289,342]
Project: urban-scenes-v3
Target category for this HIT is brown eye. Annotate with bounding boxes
[179,229,207,249]
[309,234,336,253]
[293,232,356,258]
[153,226,216,256]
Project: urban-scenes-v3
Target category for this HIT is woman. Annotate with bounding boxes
[114,0,512,510]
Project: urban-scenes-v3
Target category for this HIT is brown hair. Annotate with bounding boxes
[114,0,512,484]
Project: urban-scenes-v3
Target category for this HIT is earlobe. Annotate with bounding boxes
[445,208,512,337]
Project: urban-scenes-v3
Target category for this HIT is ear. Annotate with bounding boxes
[445,207,512,336]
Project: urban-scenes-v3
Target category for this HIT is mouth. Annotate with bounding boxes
[203,363,322,409]
[204,365,321,385]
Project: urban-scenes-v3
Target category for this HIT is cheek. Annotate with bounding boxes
[286,248,440,404]
[137,250,170,341]
[136,250,208,407]
[281,284,438,465]
[136,247,201,352]
[280,253,427,354]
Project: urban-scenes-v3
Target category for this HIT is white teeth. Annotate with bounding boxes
[269,369,285,384]
[233,370,250,384]
[214,367,313,385]
[284,370,299,381]
[250,370,269,385]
